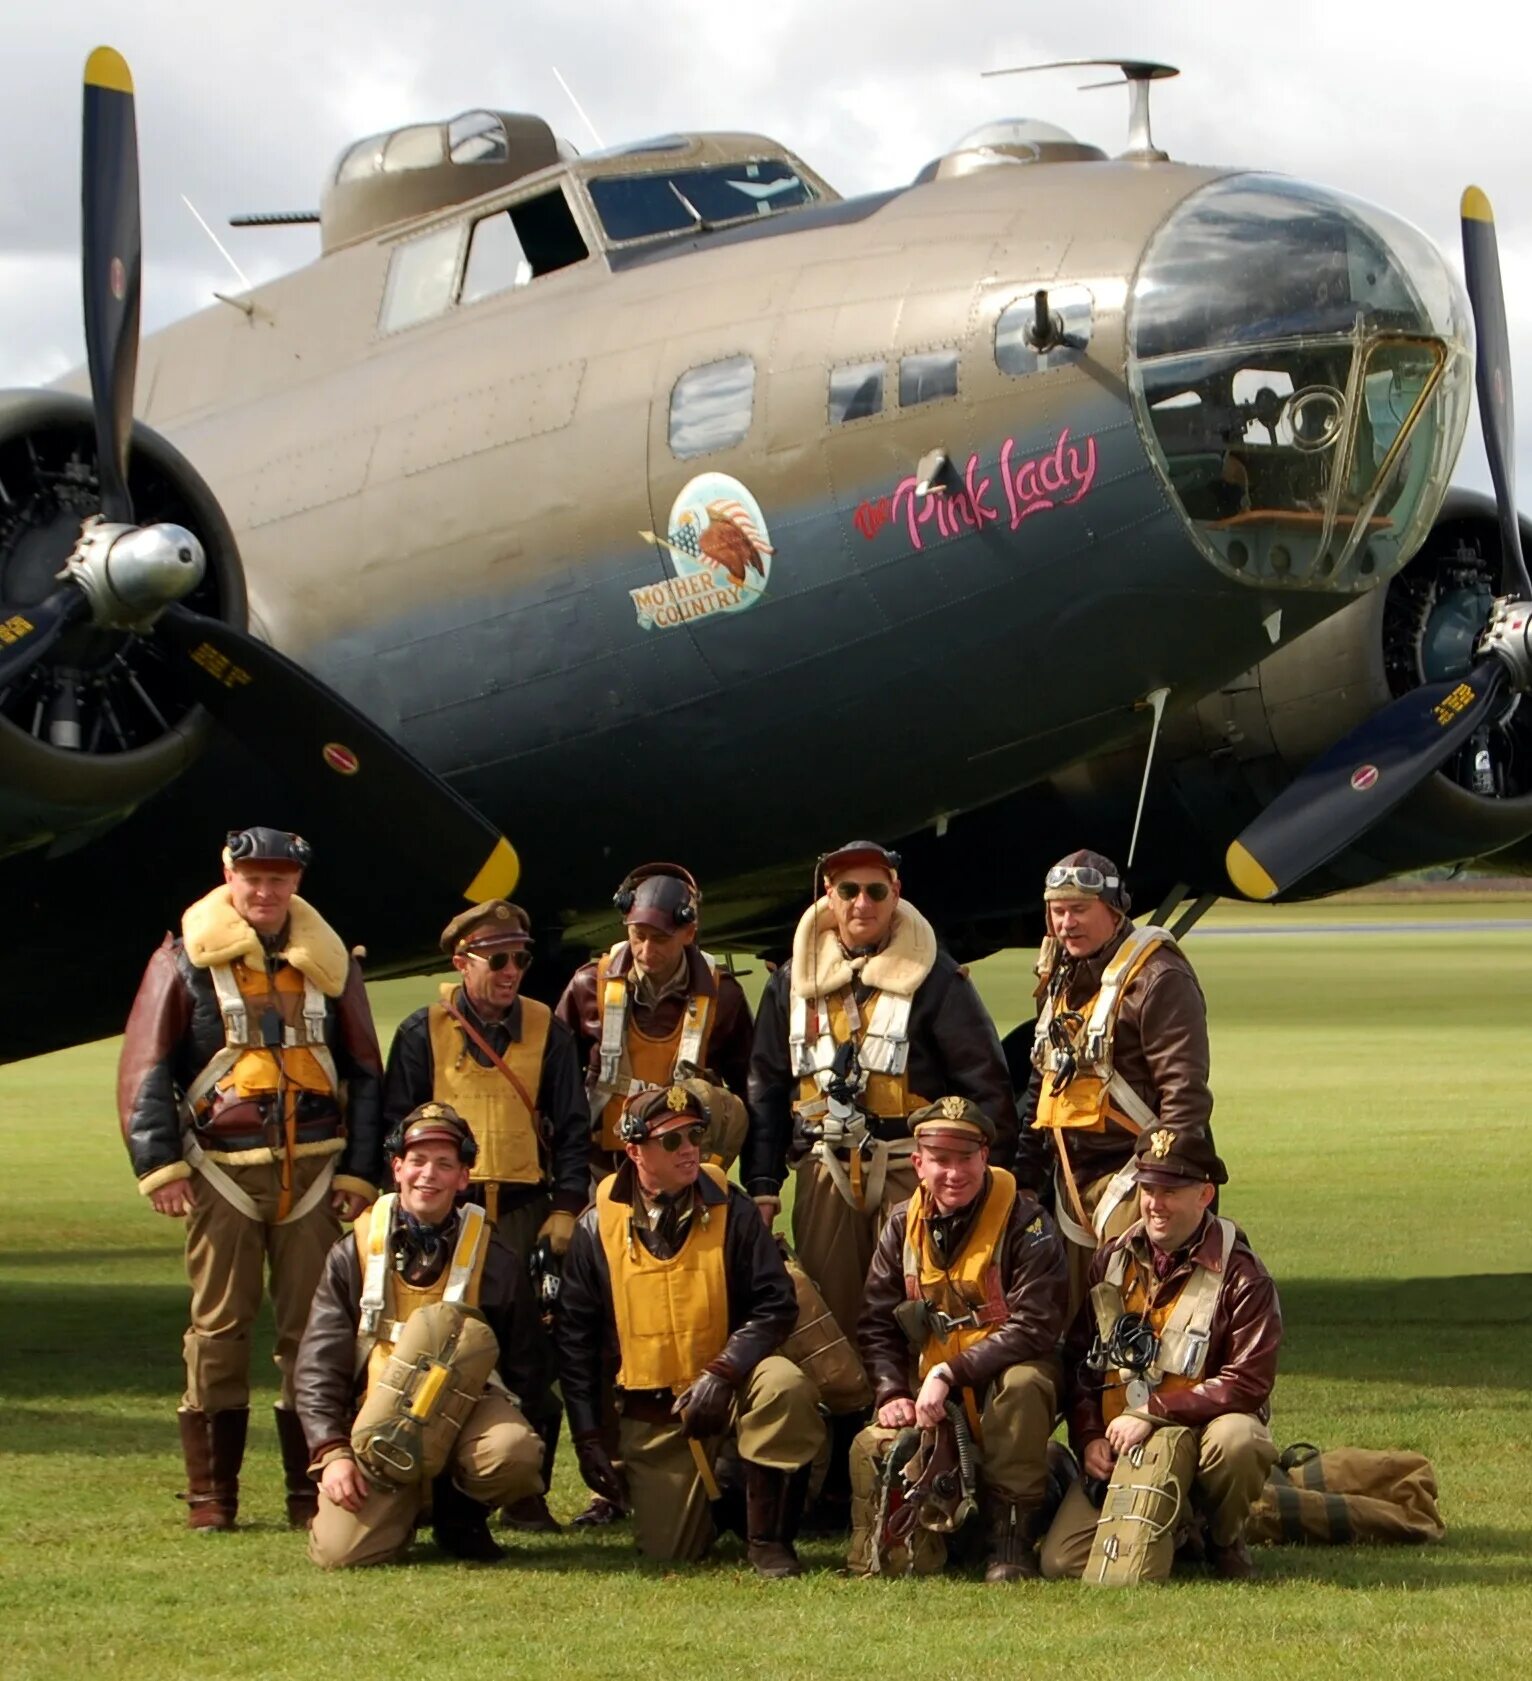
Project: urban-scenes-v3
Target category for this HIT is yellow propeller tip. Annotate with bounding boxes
[464,836,520,903]
[85,47,133,94]
[1225,840,1278,902]
[1461,185,1494,224]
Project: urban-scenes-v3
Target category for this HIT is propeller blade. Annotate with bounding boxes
[0,588,91,688]
[1461,186,1527,598]
[1225,660,1508,900]
[155,604,519,904]
[81,46,141,525]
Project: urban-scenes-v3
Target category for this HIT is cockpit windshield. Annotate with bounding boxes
[588,160,817,243]
[1129,174,1472,593]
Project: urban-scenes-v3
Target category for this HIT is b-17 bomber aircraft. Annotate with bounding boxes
[2,50,1529,1062]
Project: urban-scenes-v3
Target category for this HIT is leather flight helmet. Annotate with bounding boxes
[223,826,312,869]
[613,862,700,930]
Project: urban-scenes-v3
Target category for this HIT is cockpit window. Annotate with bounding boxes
[589,160,816,243]
[1129,174,1472,593]
[449,111,509,165]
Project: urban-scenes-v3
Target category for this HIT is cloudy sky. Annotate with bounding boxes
[1,0,1525,495]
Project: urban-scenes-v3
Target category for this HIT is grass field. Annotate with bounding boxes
[3,899,1530,1679]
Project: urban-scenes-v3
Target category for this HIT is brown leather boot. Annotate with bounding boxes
[982,1495,1042,1583]
[1208,1535,1255,1580]
[274,1407,318,1529]
[745,1462,808,1579]
[178,1408,247,1531]
[432,1474,505,1563]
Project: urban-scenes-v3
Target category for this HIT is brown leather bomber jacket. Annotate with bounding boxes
[555,1162,797,1438]
[1019,918,1214,1189]
[117,936,385,1192]
[555,944,755,1105]
[1064,1214,1282,1451]
[858,1173,1071,1407]
[293,1216,551,1463]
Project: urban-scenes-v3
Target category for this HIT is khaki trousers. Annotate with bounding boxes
[791,1153,917,1345]
[1041,1412,1277,1581]
[182,1154,339,1412]
[1062,1168,1142,1318]
[308,1387,542,1569]
[847,1358,1059,1574]
[618,1355,824,1562]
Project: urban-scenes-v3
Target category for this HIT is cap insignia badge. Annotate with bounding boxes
[666,1085,689,1112]
[1150,1128,1175,1160]
[939,1096,967,1120]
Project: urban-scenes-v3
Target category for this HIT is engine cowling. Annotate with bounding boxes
[0,390,246,856]
[1047,487,1532,897]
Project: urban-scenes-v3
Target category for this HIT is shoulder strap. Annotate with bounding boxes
[208,963,249,1045]
[596,950,629,1088]
[1085,926,1176,1058]
[357,1193,397,1339]
[1154,1217,1236,1380]
[443,1203,489,1304]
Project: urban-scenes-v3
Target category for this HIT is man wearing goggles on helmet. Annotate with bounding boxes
[1023,849,1215,1312]
[118,826,385,1533]
[556,1083,823,1576]
[382,898,588,1530]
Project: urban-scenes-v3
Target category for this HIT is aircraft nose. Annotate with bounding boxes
[1128,173,1473,594]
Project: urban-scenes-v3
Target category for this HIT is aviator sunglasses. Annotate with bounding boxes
[656,1123,708,1152]
[465,947,532,972]
[833,879,891,903]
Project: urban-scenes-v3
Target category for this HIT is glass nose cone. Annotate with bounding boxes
[1129,174,1472,592]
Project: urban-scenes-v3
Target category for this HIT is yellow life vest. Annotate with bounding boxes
[1032,927,1173,1135]
[197,957,337,1112]
[901,1168,1018,1381]
[1098,1217,1234,1425]
[354,1193,491,1397]
[795,988,928,1122]
[597,1162,731,1392]
[428,992,550,1186]
[590,950,717,1151]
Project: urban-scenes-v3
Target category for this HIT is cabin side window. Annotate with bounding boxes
[828,361,885,425]
[509,189,589,278]
[462,211,532,303]
[379,224,462,333]
[669,356,756,458]
[899,350,958,407]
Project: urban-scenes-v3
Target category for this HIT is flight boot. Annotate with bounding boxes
[274,1406,318,1529]
[745,1462,811,1578]
[178,1407,248,1532]
[982,1494,1042,1584]
[432,1474,505,1563]
[1208,1535,1255,1580]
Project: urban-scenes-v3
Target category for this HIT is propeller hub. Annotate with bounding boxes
[1475,597,1532,691]
[62,515,207,630]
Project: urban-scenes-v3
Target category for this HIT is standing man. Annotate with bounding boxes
[745,841,1017,1344]
[557,1084,825,1576]
[557,862,753,1175]
[296,1103,547,1568]
[118,826,385,1531]
[1024,849,1214,1307]
[850,1097,1069,1581]
[1041,1125,1281,1583]
[382,899,587,1529]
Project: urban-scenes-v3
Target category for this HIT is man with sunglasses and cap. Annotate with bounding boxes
[557,1083,825,1575]
[850,1095,1069,1582]
[1023,849,1215,1311]
[382,899,587,1530]
[296,1102,549,1568]
[1040,1124,1280,1583]
[556,861,753,1179]
[745,841,1017,1345]
[119,825,385,1533]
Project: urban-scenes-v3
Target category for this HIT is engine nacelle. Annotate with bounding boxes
[1047,488,1532,898]
[0,391,246,856]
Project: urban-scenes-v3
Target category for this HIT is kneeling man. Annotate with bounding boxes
[1042,1125,1281,1583]
[296,1104,547,1567]
[557,1084,824,1576]
[850,1096,1069,1580]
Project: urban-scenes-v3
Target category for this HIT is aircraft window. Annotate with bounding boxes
[828,361,885,425]
[337,133,387,184]
[379,224,462,334]
[383,125,445,172]
[899,350,958,407]
[669,356,756,458]
[449,110,509,165]
[589,160,816,243]
[462,211,532,303]
[508,189,589,277]
[996,286,1093,375]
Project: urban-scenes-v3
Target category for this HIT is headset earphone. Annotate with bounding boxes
[612,861,700,925]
